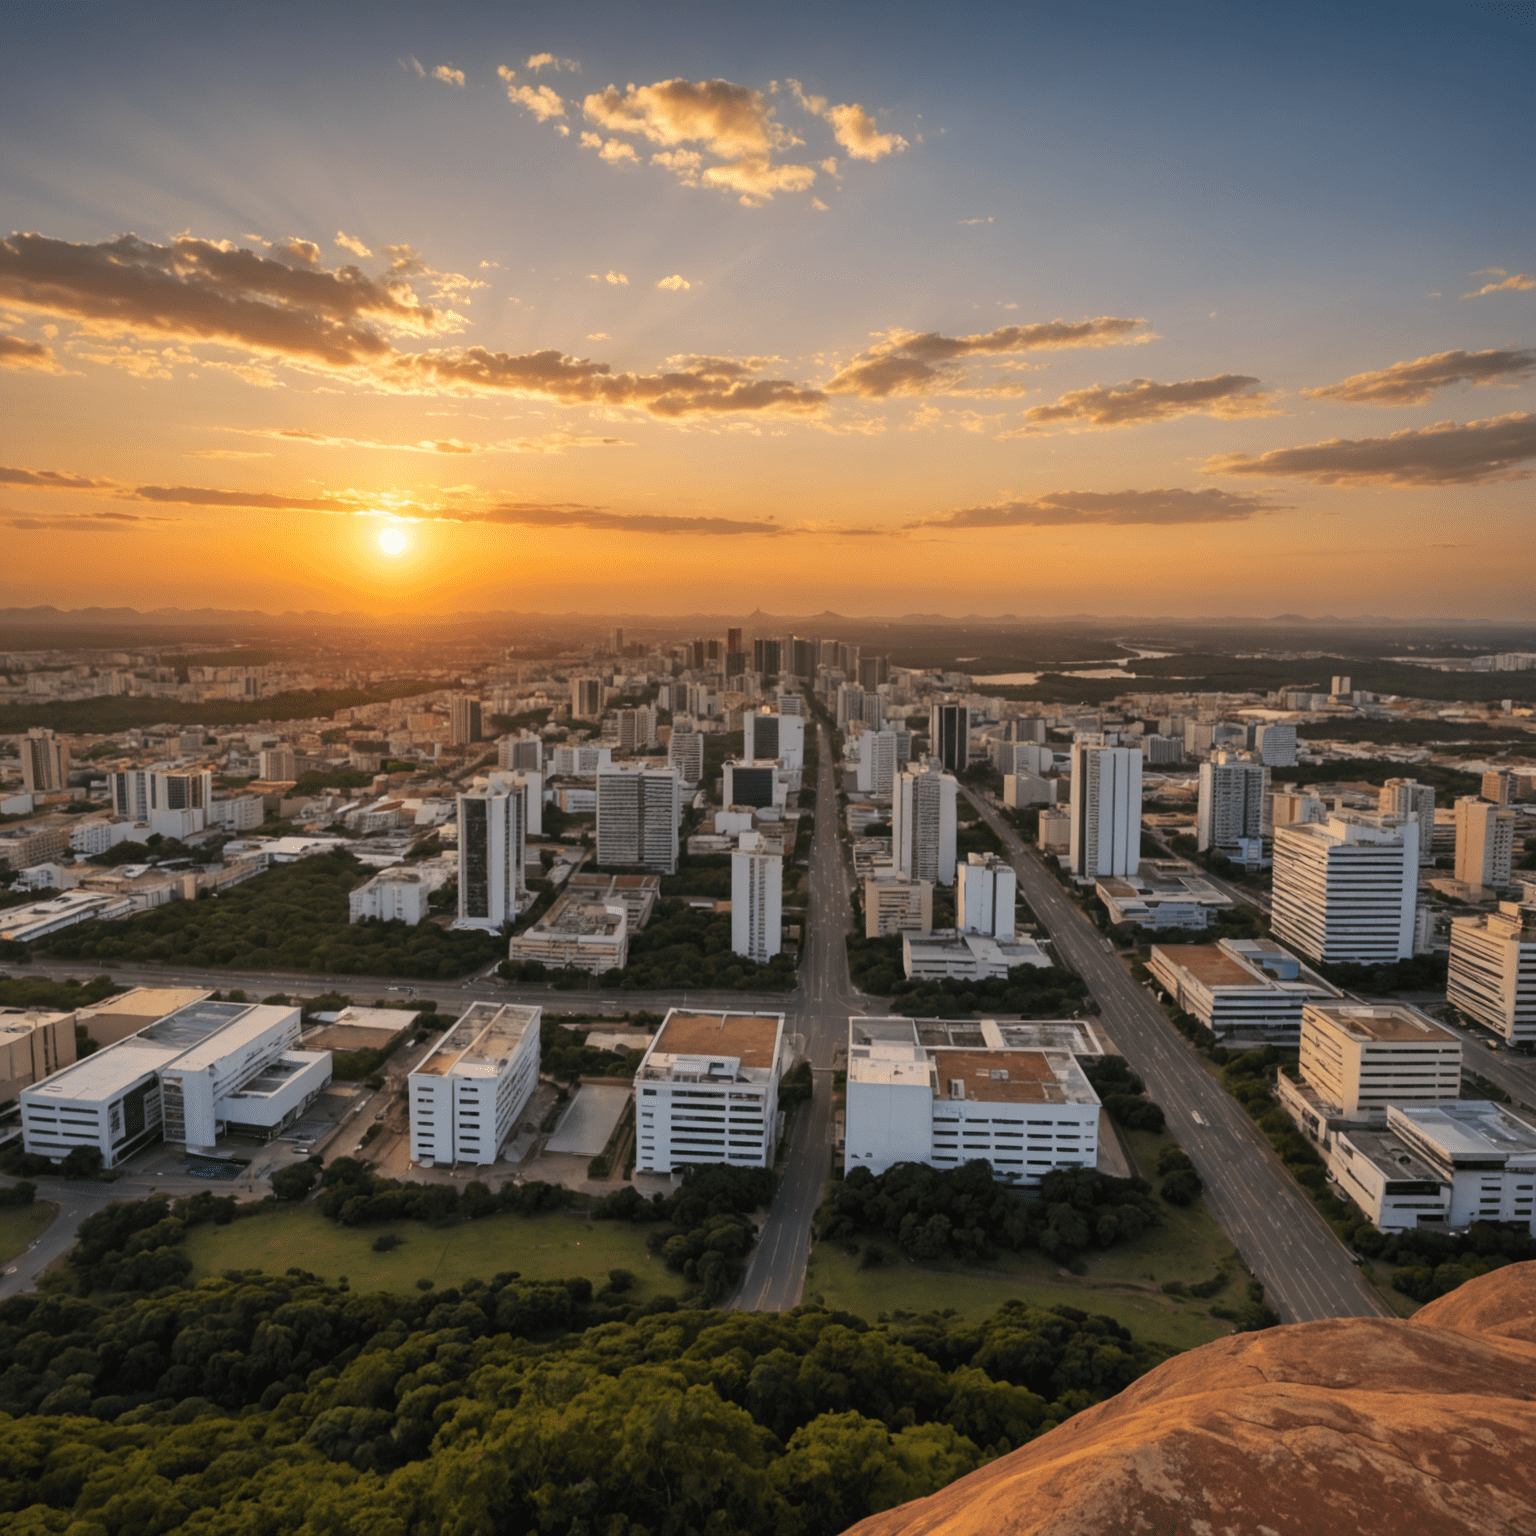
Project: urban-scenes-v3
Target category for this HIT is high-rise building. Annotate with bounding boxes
[497,732,543,772]
[1253,723,1298,767]
[861,692,886,729]
[1297,1003,1460,1119]
[571,677,604,718]
[1197,752,1269,860]
[609,626,625,654]
[857,730,899,798]
[743,708,804,769]
[1379,779,1436,866]
[1272,791,1327,829]
[956,853,1017,940]
[449,695,483,746]
[752,637,782,677]
[858,656,889,690]
[1331,675,1352,696]
[731,848,783,962]
[1483,770,1514,806]
[1455,796,1517,888]
[722,760,782,810]
[791,637,816,679]
[929,703,970,774]
[20,729,69,794]
[258,746,296,781]
[667,728,704,785]
[1271,812,1418,963]
[108,765,213,834]
[456,773,526,931]
[1449,899,1536,1044]
[726,627,743,655]
[1068,741,1142,879]
[596,765,680,874]
[724,652,747,680]
[1005,717,1048,743]
[836,683,866,729]
[893,762,958,886]
[616,707,658,752]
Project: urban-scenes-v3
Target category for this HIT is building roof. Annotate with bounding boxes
[412,1002,540,1079]
[1391,1101,1536,1161]
[931,1048,1085,1104]
[1306,1005,1458,1046]
[650,1010,783,1070]
[1153,945,1258,988]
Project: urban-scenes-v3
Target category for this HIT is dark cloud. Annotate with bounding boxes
[1019,374,1275,429]
[911,487,1285,529]
[0,464,115,489]
[1303,347,1536,405]
[464,503,786,535]
[827,317,1146,398]
[0,333,61,371]
[1208,411,1536,486]
[129,484,365,511]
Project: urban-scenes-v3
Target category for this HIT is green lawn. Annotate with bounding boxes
[0,1202,57,1265]
[184,1206,676,1298]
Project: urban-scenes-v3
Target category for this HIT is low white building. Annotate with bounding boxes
[508,894,629,973]
[634,1009,788,1173]
[349,867,431,925]
[0,891,135,944]
[902,929,1052,981]
[1095,861,1233,929]
[844,1017,1101,1183]
[1148,937,1342,1045]
[207,793,264,831]
[408,1002,542,1167]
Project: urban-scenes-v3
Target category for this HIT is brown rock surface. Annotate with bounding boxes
[844,1263,1536,1536]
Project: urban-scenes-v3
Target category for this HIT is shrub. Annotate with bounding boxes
[372,1233,403,1253]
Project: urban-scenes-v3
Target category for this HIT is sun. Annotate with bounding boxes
[377,525,408,556]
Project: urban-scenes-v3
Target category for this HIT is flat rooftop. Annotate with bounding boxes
[932,1048,1072,1104]
[1393,1101,1536,1160]
[528,891,626,936]
[651,1010,783,1070]
[413,1002,540,1078]
[1153,945,1260,988]
[74,986,212,1035]
[1308,1005,1458,1045]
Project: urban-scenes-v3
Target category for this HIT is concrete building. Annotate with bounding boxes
[1455,796,1517,889]
[1449,899,1536,1044]
[731,847,783,963]
[857,730,899,798]
[1298,1003,1461,1121]
[723,759,787,811]
[617,707,659,752]
[1069,740,1142,880]
[1387,1102,1536,1230]
[20,729,69,793]
[258,747,296,781]
[996,740,1053,777]
[844,1017,1100,1182]
[1272,791,1327,829]
[551,744,612,777]
[207,793,264,831]
[107,765,213,836]
[902,930,1051,981]
[668,728,704,786]
[497,731,543,772]
[743,708,805,770]
[1094,862,1233,929]
[449,695,483,746]
[1271,812,1418,963]
[929,702,970,774]
[1140,734,1183,765]
[1482,770,1514,807]
[956,852,1016,940]
[571,677,604,718]
[1377,779,1436,867]
[408,1003,541,1167]
[836,684,866,729]
[1254,723,1298,767]
[1197,752,1269,863]
[563,871,661,930]
[1148,937,1342,1045]
[893,762,959,887]
[1038,806,1072,854]
[20,997,329,1166]
[0,890,135,942]
[507,893,628,973]
[633,1009,789,1173]
[350,867,430,925]
[456,773,527,931]
[864,874,933,937]
[0,1006,76,1105]
[1003,770,1057,808]
[596,765,680,874]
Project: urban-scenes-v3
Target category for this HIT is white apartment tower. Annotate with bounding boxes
[668,728,704,786]
[1069,740,1142,879]
[1455,796,1517,889]
[858,730,899,798]
[1271,812,1417,963]
[731,848,783,962]
[409,1003,541,1167]
[1379,779,1436,867]
[20,729,69,794]
[1449,899,1536,1044]
[456,773,526,931]
[743,709,805,770]
[596,765,680,874]
[1253,723,1298,767]
[108,765,213,835]
[893,762,959,886]
[956,852,1017,940]
[1197,752,1269,860]
[617,707,659,752]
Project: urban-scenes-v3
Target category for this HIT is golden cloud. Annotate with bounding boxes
[334,231,373,258]
[789,81,907,161]
[1018,373,1277,430]
[1,464,117,489]
[1463,270,1535,299]
[500,68,567,122]
[910,486,1285,529]
[0,333,62,372]
[1303,347,1536,405]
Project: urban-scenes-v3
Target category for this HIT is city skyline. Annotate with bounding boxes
[3,0,1533,618]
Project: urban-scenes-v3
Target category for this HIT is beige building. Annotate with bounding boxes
[1448,900,1536,1044]
[0,1007,76,1105]
[1455,796,1516,889]
[1297,1003,1460,1121]
[20,729,70,794]
[864,874,934,937]
[1378,779,1436,866]
[72,987,213,1048]
[508,892,629,973]
[1149,937,1340,1045]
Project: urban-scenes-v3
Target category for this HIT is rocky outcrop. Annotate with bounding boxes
[845,1263,1536,1536]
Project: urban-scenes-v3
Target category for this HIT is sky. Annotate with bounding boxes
[2,0,1533,620]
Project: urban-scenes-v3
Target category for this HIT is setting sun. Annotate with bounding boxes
[377,525,408,557]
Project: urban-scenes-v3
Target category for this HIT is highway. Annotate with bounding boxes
[966,787,1389,1325]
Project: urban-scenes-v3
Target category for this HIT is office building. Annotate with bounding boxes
[1068,740,1142,880]
[1331,675,1352,696]
[1379,779,1436,866]
[1385,1103,1536,1231]
[956,852,1016,940]
[20,729,69,794]
[726,627,744,656]
[1197,752,1269,862]
[497,732,543,772]
[1253,723,1298,767]
[1003,771,1057,808]
[1298,1003,1460,1120]
[1455,796,1516,889]
[449,695,483,746]
[0,1005,76,1105]
[551,743,612,777]
[21,997,328,1165]
[609,626,625,654]
[1482,771,1514,806]
[571,677,604,718]
[1140,733,1182,765]
[634,1009,788,1173]
[1148,937,1342,1045]
[1038,806,1072,854]
[1449,899,1536,1043]
[349,867,430,925]
[508,892,629,973]
[107,765,214,836]
[722,759,785,811]
[1094,863,1232,929]
[596,765,680,874]
[836,684,866,729]
[744,708,805,769]
[731,847,783,962]
[1004,717,1049,743]
[844,1017,1101,1182]
[864,874,933,938]
[997,740,1053,776]
[456,773,527,931]
[617,707,658,752]
[858,656,889,690]
[408,1003,541,1167]
[257,746,297,782]
[1272,812,1418,963]
[668,727,704,785]
[902,930,1050,981]
[1272,790,1327,829]
[893,762,959,886]
[857,730,899,798]
[752,637,782,677]
[929,702,970,774]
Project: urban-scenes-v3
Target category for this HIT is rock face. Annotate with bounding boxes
[844,1263,1536,1536]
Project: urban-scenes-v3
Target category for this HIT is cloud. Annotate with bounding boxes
[1463,270,1535,299]
[238,426,629,456]
[500,67,567,122]
[463,503,786,535]
[826,317,1147,398]
[0,333,62,371]
[788,81,907,161]
[909,486,1286,530]
[1209,412,1536,486]
[431,65,465,87]
[1018,373,1277,430]
[5,512,168,533]
[1304,347,1536,405]
[526,53,578,73]
[589,271,629,285]
[335,232,372,259]
[129,483,366,510]
[0,464,115,489]
[0,230,826,419]
[959,217,994,226]
[657,274,691,291]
